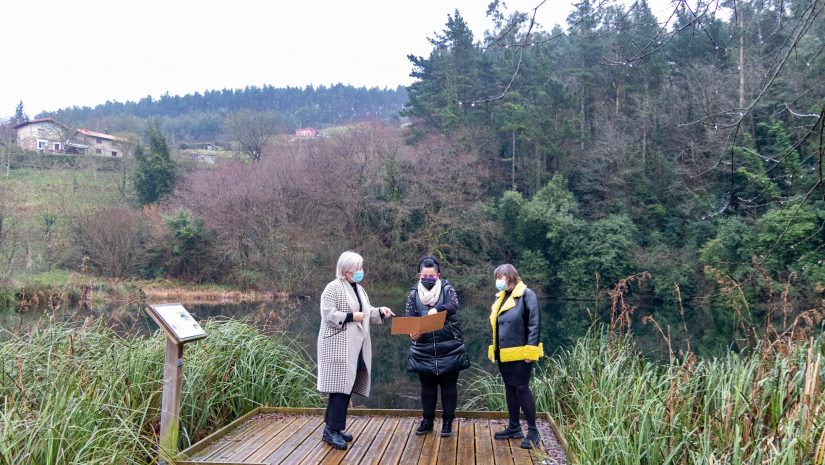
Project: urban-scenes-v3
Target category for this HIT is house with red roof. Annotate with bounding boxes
[14,118,132,157]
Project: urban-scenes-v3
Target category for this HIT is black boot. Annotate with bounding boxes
[323,428,348,450]
[440,419,454,437]
[494,422,524,440]
[520,427,540,449]
[415,418,434,435]
[324,425,353,442]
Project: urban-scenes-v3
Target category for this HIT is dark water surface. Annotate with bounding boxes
[0,290,723,409]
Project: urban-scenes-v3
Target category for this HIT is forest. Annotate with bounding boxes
[1,0,823,344]
[43,84,408,142]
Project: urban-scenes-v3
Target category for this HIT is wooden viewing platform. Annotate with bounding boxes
[173,408,570,465]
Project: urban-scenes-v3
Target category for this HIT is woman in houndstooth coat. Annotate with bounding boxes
[317,251,394,450]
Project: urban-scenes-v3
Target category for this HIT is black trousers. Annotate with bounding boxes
[499,361,537,429]
[325,392,352,431]
[418,371,459,421]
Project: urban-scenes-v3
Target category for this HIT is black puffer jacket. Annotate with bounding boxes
[405,280,470,375]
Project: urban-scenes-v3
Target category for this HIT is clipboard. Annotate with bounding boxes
[391,311,447,335]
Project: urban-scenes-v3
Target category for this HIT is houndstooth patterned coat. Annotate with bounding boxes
[317,278,384,397]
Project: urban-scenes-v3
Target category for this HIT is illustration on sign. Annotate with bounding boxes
[147,303,207,342]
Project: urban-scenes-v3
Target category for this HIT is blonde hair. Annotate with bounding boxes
[336,251,363,279]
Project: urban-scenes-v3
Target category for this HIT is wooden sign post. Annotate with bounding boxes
[145,303,207,465]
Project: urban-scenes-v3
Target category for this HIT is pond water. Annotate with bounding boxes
[0,289,753,409]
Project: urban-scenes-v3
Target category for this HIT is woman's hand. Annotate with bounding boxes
[379,307,395,318]
[427,308,437,315]
[352,312,365,322]
[524,359,532,363]
[410,333,421,342]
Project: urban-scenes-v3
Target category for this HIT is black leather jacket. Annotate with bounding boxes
[405,280,470,375]
[490,282,543,362]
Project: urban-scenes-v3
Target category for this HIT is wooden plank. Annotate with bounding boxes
[176,407,263,460]
[276,419,328,465]
[474,422,495,465]
[338,416,384,465]
[205,420,291,461]
[293,417,367,465]
[259,417,323,465]
[436,419,458,465]
[256,408,510,420]
[219,418,295,462]
[375,417,414,465]
[509,437,531,465]
[316,416,371,465]
[417,419,442,465]
[456,419,475,465]
[245,417,311,463]
[205,418,290,461]
[396,418,426,465]
[175,460,267,465]
[187,416,262,460]
[358,416,399,465]
[490,422,515,465]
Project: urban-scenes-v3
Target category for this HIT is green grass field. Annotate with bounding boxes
[1,165,130,285]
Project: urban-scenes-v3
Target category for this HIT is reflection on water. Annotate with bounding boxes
[0,290,754,410]
[185,294,612,410]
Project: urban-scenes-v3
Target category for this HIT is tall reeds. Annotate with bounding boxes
[0,319,321,465]
[469,329,824,464]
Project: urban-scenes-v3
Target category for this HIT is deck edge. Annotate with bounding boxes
[174,406,263,461]
[543,412,576,464]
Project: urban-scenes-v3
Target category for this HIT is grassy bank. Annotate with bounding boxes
[469,328,825,464]
[0,320,321,465]
[0,271,280,314]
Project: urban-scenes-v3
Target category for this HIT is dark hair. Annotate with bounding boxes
[418,255,440,273]
[494,263,521,286]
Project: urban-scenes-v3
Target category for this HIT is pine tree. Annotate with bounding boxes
[13,101,27,125]
[132,125,177,205]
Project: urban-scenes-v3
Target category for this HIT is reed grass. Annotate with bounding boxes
[468,328,825,464]
[0,319,321,465]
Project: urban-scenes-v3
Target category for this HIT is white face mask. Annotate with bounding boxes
[495,279,507,291]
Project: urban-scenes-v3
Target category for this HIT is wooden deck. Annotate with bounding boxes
[173,408,569,465]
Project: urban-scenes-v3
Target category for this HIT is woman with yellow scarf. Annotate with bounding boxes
[488,264,544,449]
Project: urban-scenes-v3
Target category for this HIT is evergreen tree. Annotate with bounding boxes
[132,125,177,205]
[13,101,27,125]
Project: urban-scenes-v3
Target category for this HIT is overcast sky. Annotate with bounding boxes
[1,0,678,118]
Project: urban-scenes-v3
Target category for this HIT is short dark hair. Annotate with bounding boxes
[418,255,441,273]
[494,263,521,286]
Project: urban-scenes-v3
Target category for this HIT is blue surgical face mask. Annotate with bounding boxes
[352,270,364,283]
[495,279,507,292]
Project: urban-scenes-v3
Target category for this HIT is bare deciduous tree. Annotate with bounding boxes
[224,110,283,161]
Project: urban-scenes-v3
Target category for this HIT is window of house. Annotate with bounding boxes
[96,149,102,154]
[37,140,47,150]
[54,143,61,151]
[37,128,45,135]
[96,137,102,144]
[111,151,118,157]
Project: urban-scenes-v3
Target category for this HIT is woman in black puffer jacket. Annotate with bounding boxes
[405,255,470,438]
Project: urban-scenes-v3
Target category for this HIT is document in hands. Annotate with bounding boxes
[391,311,447,335]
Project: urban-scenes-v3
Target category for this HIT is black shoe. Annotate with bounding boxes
[440,419,454,437]
[324,426,353,442]
[323,428,348,450]
[494,423,524,440]
[415,418,434,435]
[520,428,540,449]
